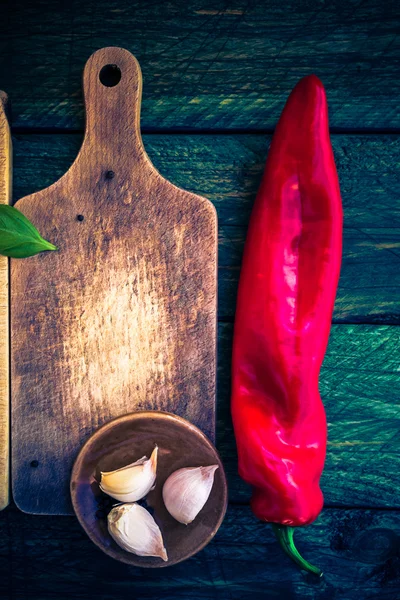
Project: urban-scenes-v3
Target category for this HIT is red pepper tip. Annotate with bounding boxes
[298,73,324,90]
[289,74,327,109]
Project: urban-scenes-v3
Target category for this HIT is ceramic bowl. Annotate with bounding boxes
[70,410,228,567]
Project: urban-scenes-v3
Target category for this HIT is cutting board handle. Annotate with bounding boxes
[81,47,148,167]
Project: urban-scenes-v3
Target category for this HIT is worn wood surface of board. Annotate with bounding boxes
[0,0,399,130]
[0,92,10,511]
[10,47,217,515]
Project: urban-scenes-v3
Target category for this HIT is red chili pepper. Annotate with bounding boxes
[231,75,343,575]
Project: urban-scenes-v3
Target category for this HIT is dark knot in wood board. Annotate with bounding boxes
[350,528,399,564]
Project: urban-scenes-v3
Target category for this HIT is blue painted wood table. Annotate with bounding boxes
[0,1,399,598]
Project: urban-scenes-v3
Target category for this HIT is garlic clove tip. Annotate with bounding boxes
[162,464,219,525]
[99,445,158,503]
[108,502,168,561]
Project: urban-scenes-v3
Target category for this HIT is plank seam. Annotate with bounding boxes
[11,127,400,136]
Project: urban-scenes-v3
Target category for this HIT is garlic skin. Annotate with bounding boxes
[108,502,168,561]
[163,465,219,525]
[100,446,158,502]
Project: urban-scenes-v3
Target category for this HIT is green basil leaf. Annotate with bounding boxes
[0,205,57,258]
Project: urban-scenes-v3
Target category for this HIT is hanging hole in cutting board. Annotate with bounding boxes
[99,64,121,87]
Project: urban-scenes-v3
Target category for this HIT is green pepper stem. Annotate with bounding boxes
[271,524,322,577]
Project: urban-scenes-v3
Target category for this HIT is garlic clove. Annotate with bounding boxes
[162,465,219,525]
[108,502,168,561]
[100,445,158,502]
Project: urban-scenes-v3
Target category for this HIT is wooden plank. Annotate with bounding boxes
[0,92,10,511]
[218,225,400,322]
[11,48,217,515]
[1,1,400,129]
[11,133,400,323]
[0,502,399,599]
[217,323,400,509]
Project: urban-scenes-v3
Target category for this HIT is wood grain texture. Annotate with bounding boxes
[1,502,400,600]
[217,324,400,508]
[11,133,400,323]
[0,92,10,510]
[1,0,400,130]
[11,48,217,515]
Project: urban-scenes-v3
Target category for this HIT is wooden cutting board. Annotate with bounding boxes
[11,47,217,515]
[0,92,11,511]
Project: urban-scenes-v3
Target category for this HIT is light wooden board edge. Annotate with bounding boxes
[0,91,11,510]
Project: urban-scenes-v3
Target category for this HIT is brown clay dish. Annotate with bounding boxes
[70,410,228,567]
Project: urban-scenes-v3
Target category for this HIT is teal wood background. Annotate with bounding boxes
[1,0,400,598]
